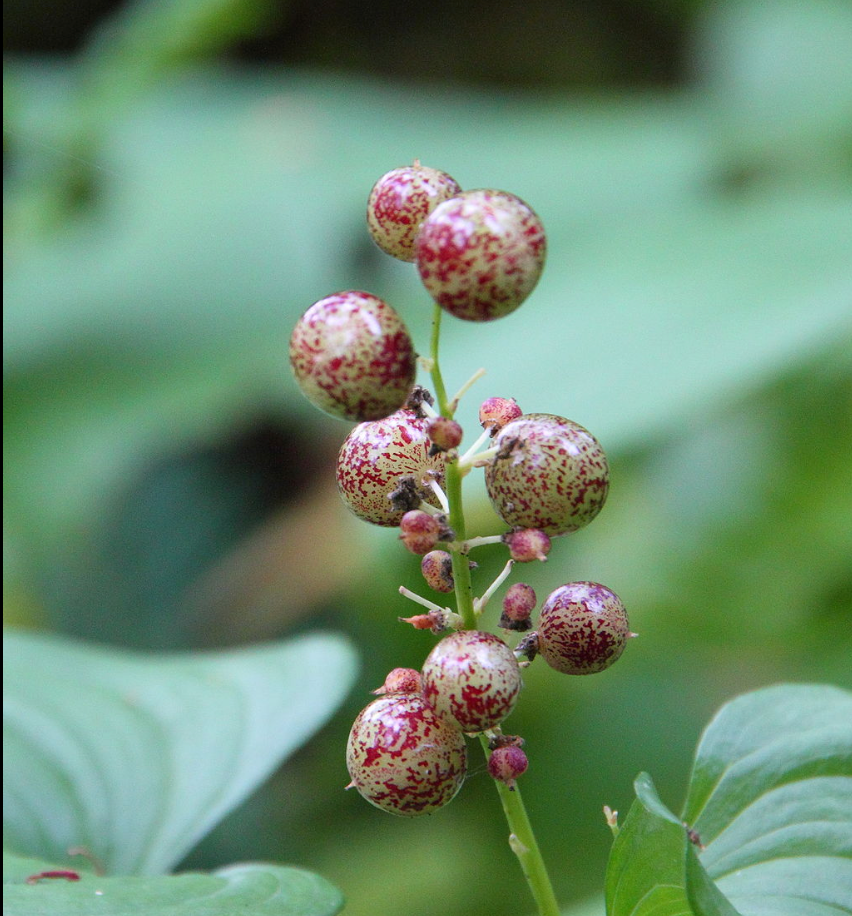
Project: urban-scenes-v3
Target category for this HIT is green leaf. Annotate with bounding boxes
[3,629,358,875]
[683,684,852,915]
[2,849,343,916]
[606,685,852,916]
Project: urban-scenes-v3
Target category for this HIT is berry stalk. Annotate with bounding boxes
[430,303,477,631]
[430,301,560,916]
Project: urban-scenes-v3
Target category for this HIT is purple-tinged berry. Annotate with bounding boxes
[337,409,447,526]
[346,693,467,816]
[372,667,423,695]
[479,397,523,436]
[538,582,631,675]
[290,291,416,421]
[487,745,528,789]
[427,416,463,452]
[421,631,522,733]
[367,163,461,262]
[421,550,455,593]
[400,510,442,555]
[415,190,546,322]
[500,583,536,631]
[485,414,609,536]
[503,528,552,562]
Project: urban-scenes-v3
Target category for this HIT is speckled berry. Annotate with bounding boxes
[346,693,467,816]
[290,291,416,421]
[421,630,522,733]
[367,163,462,262]
[399,510,442,555]
[479,397,523,435]
[484,414,609,536]
[538,582,631,675]
[415,190,546,322]
[337,409,447,526]
[427,416,463,452]
[421,550,455,593]
[503,528,552,562]
[373,667,423,695]
[488,745,529,789]
[500,583,536,631]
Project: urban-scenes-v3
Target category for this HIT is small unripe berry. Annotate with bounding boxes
[421,550,455,593]
[415,190,546,322]
[337,409,447,526]
[485,414,609,536]
[500,583,536,631]
[367,163,461,261]
[290,291,416,421]
[479,397,522,436]
[421,630,522,733]
[503,528,552,562]
[427,416,463,452]
[346,694,467,816]
[538,582,631,675]
[399,510,442,555]
[488,745,529,789]
[373,667,422,695]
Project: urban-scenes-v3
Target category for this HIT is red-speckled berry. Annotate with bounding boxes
[538,582,630,675]
[421,550,455,593]
[399,510,442,555]
[502,528,552,562]
[415,190,546,322]
[367,164,462,262]
[500,583,536,631]
[485,414,609,536]
[337,409,447,526]
[421,631,522,733]
[427,416,463,452]
[346,693,467,816]
[373,667,423,695]
[479,397,523,435]
[290,291,416,422]
[488,745,529,789]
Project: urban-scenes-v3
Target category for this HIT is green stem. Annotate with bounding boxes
[428,302,560,916]
[480,736,562,916]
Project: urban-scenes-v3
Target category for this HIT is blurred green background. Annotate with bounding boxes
[4,0,852,914]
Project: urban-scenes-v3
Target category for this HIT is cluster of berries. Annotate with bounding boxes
[289,163,632,817]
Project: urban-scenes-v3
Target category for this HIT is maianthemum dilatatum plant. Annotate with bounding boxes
[3,163,851,916]
[285,162,852,916]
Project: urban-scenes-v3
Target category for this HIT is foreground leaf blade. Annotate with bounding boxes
[606,685,852,916]
[3,630,358,875]
[2,850,343,916]
[682,684,852,916]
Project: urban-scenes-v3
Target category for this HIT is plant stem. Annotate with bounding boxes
[428,302,561,916]
[479,735,562,916]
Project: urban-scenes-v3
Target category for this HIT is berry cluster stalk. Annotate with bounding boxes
[429,303,561,916]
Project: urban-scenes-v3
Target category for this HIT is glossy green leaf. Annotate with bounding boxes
[3,629,358,875]
[606,685,852,916]
[2,849,343,915]
[683,684,852,915]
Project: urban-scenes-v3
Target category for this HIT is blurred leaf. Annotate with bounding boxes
[5,67,851,548]
[3,629,358,875]
[2,849,343,916]
[606,684,852,915]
